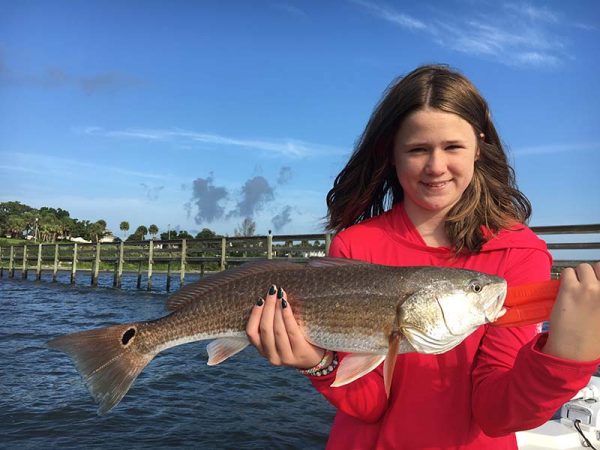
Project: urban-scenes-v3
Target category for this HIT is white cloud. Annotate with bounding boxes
[351,1,572,67]
[2,151,167,180]
[350,0,426,30]
[504,3,559,23]
[83,127,346,159]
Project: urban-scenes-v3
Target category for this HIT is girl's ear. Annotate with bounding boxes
[476,132,484,161]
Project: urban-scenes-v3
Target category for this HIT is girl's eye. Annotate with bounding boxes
[408,147,427,153]
[446,145,462,151]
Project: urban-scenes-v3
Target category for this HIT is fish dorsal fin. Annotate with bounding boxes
[206,337,249,366]
[166,260,300,311]
[330,353,385,388]
[307,257,371,268]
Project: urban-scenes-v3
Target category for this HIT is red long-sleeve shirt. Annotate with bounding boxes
[309,203,600,449]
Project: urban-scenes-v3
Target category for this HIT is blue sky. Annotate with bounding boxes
[1,0,599,238]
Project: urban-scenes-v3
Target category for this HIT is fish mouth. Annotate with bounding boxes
[483,284,507,322]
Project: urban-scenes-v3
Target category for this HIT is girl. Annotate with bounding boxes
[246,64,600,449]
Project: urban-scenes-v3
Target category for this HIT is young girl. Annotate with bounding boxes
[246,64,600,449]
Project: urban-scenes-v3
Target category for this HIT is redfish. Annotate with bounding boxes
[48,258,506,414]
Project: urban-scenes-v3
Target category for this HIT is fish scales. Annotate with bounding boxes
[137,264,411,355]
[47,258,507,414]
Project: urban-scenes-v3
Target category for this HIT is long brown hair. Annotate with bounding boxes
[326,64,531,253]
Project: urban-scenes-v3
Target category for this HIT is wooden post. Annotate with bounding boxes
[147,240,154,291]
[180,239,187,286]
[325,233,332,256]
[71,243,78,284]
[137,260,142,289]
[0,246,3,278]
[22,245,28,280]
[220,237,226,271]
[36,243,43,280]
[115,241,124,288]
[52,244,59,282]
[9,246,15,278]
[166,260,172,292]
[91,243,100,286]
[267,232,273,259]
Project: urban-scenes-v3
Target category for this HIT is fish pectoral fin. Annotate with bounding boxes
[383,332,401,398]
[206,337,249,366]
[330,354,385,388]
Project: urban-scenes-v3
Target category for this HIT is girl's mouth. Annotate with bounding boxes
[421,180,452,189]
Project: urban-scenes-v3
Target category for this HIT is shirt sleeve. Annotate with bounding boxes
[306,234,389,423]
[472,248,600,436]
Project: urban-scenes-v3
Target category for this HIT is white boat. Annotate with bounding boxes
[517,375,600,449]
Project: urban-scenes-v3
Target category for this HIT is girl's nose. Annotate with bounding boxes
[425,149,447,175]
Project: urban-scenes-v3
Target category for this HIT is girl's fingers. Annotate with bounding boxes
[246,296,266,354]
[594,262,600,279]
[259,285,280,364]
[273,288,294,364]
[280,292,304,353]
[280,289,326,369]
[575,263,597,283]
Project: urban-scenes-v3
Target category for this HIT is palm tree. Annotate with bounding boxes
[135,225,148,241]
[148,224,158,240]
[120,221,130,239]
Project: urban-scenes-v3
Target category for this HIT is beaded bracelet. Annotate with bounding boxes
[299,351,338,377]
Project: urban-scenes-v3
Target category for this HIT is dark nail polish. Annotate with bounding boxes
[281,299,287,309]
[269,285,276,296]
[256,297,264,307]
[277,287,283,299]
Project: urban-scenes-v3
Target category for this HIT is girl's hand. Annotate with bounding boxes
[542,262,600,361]
[246,285,325,370]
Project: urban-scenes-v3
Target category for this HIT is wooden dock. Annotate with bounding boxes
[0,233,331,291]
[0,226,598,292]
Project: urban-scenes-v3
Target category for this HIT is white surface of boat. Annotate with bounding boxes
[517,376,600,449]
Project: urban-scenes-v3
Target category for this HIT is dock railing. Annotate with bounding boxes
[0,225,598,291]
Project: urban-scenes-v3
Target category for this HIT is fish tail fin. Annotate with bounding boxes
[48,323,154,414]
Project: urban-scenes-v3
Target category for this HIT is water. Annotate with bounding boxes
[0,275,335,449]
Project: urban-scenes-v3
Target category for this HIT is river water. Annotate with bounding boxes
[0,272,335,449]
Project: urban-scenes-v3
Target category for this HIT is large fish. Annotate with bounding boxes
[48,258,507,414]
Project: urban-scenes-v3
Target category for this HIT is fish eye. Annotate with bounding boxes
[469,280,483,293]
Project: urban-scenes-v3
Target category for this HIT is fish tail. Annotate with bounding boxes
[48,323,154,414]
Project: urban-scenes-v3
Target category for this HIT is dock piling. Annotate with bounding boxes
[180,239,187,286]
[9,246,15,278]
[52,244,59,282]
[22,245,28,280]
[36,243,43,280]
[147,241,154,291]
[71,243,78,285]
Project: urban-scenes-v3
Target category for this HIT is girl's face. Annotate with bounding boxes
[393,108,479,221]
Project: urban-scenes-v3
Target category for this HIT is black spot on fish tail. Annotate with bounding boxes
[122,328,136,346]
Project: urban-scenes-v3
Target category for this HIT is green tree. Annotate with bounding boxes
[39,212,62,242]
[195,228,217,239]
[128,225,148,241]
[120,221,130,239]
[176,230,193,239]
[0,201,34,236]
[148,224,159,239]
[88,221,107,243]
[6,215,26,239]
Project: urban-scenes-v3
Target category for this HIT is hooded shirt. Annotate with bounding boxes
[309,203,600,450]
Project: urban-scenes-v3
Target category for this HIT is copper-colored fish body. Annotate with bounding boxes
[48,258,506,413]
